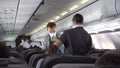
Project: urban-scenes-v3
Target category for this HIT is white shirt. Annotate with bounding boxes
[72,25,83,29]
[20,40,30,48]
[48,32,57,40]
[40,32,57,50]
[30,42,41,48]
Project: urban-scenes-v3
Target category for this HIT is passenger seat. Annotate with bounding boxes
[39,55,97,68]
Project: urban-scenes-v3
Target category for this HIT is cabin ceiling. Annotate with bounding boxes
[0,0,95,41]
[21,0,82,35]
[0,0,42,41]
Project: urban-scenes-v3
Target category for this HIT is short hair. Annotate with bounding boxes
[95,52,120,66]
[47,22,56,28]
[72,14,83,24]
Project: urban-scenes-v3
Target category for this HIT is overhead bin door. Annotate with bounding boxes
[116,0,120,14]
[101,0,117,18]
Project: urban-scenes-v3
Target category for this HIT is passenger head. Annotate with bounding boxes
[0,41,9,58]
[47,22,56,33]
[95,52,120,66]
[72,14,83,26]
[34,45,38,48]
[22,36,27,41]
[8,45,12,49]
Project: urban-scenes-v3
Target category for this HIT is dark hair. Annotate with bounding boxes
[22,36,27,41]
[47,22,56,28]
[72,14,83,24]
[95,52,120,66]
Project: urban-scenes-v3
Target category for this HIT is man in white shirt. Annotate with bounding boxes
[19,36,30,48]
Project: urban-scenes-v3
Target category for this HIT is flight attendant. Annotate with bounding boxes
[52,14,92,55]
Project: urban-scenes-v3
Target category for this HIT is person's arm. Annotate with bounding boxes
[40,38,48,50]
[53,39,63,47]
[53,31,67,47]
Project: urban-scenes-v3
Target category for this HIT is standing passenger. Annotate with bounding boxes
[52,14,92,55]
[41,22,64,54]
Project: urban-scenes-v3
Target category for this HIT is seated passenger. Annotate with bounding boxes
[8,45,12,49]
[41,22,64,54]
[33,45,38,48]
[33,45,42,51]
[0,41,9,58]
[52,14,92,55]
[95,52,120,66]
[18,36,31,48]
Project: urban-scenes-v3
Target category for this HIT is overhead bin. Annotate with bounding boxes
[116,0,120,14]
[100,0,117,18]
[80,0,118,23]
[31,0,119,39]
[57,0,118,30]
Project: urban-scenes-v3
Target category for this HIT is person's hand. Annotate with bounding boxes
[50,44,58,53]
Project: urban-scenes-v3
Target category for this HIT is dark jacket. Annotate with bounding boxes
[59,27,92,55]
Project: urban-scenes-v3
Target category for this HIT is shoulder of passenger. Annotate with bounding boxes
[41,37,48,41]
[64,29,72,33]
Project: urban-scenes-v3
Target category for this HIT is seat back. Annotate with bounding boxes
[53,64,96,68]
[99,65,120,68]
[0,58,9,67]
[10,51,21,58]
[25,51,43,63]
[30,54,49,68]
[40,55,97,68]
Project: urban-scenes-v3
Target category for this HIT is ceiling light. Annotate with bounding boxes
[31,29,40,35]
[61,11,68,16]
[30,24,46,35]
[80,0,88,4]
[45,23,48,26]
[69,5,78,11]
[50,20,54,22]
[42,25,46,28]
[55,16,60,20]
